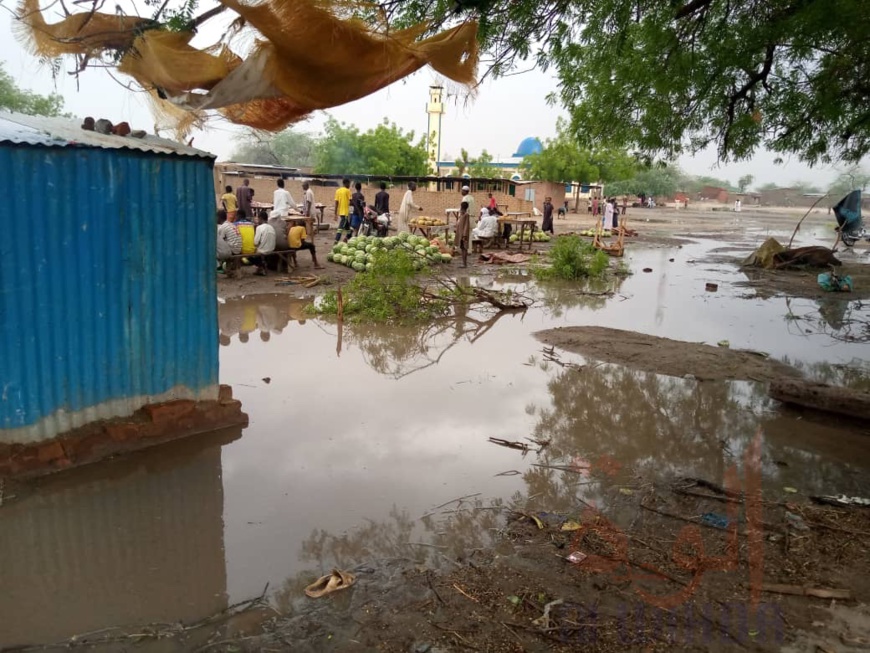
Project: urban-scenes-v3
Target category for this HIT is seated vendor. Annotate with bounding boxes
[288,219,324,269]
[472,208,499,251]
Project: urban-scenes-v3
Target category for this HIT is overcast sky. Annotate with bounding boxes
[0,7,857,189]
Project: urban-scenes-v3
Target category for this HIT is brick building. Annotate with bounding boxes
[214,163,567,219]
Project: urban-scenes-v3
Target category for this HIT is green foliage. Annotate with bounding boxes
[315,249,445,323]
[522,118,637,183]
[468,149,500,178]
[737,175,755,193]
[390,0,870,165]
[791,180,822,194]
[607,165,681,198]
[315,117,428,175]
[756,182,779,191]
[231,128,318,167]
[455,148,471,176]
[0,64,65,117]
[534,236,609,281]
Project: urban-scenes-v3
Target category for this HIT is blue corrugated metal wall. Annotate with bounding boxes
[0,146,218,440]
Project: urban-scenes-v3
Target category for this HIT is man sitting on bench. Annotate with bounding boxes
[288,219,324,269]
[472,208,499,253]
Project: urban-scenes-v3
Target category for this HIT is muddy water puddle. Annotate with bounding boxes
[2,243,868,649]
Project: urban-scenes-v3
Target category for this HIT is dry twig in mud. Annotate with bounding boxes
[425,275,534,311]
[761,584,851,600]
[452,582,480,603]
[488,437,531,453]
[419,492,482,519]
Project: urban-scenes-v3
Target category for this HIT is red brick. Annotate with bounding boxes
[219,384,234,401]
[104,422,139,442]
[37,441,65,463]
[143,400,196,424]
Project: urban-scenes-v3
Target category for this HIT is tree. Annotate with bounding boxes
[791,180,822,194]
[0,64,64,117]
[455,148,471,176]
[607,166,682,198]
[392,0,870,165]
[828,166,870,202]
[521,118,637,184]
[737,175,755,193]
[468,150,500,178]
[756,182,779,191]
[314,118,428,176]
[231,128,318,167]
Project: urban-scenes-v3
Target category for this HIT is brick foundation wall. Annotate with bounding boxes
[0,386,248,478]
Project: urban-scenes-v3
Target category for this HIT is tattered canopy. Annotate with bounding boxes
[15,0,478,135]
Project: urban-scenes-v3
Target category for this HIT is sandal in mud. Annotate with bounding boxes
[304,569,356,598]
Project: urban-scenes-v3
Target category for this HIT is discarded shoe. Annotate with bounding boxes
[304,569,356,598]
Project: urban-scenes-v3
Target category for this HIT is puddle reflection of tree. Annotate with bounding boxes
[336,307,525,379]
[527,362,866,505]
[532,276,627,318]
[783,296,870,344]
[272,498,506,616]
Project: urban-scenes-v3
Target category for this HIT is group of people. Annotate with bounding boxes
[331,178,426,242]
[217,177,324,274]
[589,196,627,230]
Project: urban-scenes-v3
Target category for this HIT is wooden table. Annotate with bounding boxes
[281,215,315,239]
[409,222,448,240]
[314,203,326,231]
[445,208,460,224]
[499,213,536,250]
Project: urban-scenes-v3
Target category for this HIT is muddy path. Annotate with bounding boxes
[535,326,804,383]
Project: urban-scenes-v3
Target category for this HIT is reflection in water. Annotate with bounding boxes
[0,428,241,648]
[218,294,311,346]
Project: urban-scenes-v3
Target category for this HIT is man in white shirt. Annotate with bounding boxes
[271,178,296,218]
[252,211,277,276]
[472,208,498,251]
[302,181,315,218]
[398,181,423,231]
[461,185,476,222]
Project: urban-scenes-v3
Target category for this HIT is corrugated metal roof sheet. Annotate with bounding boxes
[0,111,215,159]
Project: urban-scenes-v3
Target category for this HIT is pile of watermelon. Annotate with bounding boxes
[325,233,453,272]
[509,231,551,243]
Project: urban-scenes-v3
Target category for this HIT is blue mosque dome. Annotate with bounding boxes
[513,137,543,158]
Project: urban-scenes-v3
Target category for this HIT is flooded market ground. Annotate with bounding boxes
[2,224,869,652]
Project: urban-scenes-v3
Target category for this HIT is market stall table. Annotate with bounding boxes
[314,203,326,231]
[499,212,536,251]
[409,219,449,240]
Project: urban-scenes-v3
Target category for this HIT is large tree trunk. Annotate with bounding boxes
[769,378,870,420]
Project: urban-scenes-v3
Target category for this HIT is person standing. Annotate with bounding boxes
[454,200,471,268]
[350,182,366,236]
[603,198,614,230]
[591,195,600,221]
[611,198,619,229]
[236,178,254,217]
[301,182,315,219]
[541,196,554,235]
[621,195,628,216]
[221,185,238,221]
[398,181,422,231]
[272,179,296,218]
[252,210,276,276]
[334,178,353,243]
[374,182,390,215]
[461,185,476,221]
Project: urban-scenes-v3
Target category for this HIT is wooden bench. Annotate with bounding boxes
[222,250,297,278]
[472,236,501,253]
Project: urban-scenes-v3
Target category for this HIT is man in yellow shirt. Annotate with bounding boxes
[288,220,324,269]
[221,185,238,221]
[235,209,257,256]
[333,178,352,243]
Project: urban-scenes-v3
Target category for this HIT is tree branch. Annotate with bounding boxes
[721,42,776,155]
[675,0,714,20]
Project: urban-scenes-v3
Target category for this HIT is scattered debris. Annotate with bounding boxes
[706,282,719,291]
[262,377,271,384]
[565,551,587,564]
[700,512,730,529]
[304,569,356,598]
[811,495,870,508]
[642,267,653,273]
[769,378,870,420]
[560,520,582,532]
[818,270,853,292]
[761,584,851,600]
[785,511,810,531]
[717,340,730,348]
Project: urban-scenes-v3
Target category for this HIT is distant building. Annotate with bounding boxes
[697,185,730,203]
[437,137,543,180]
